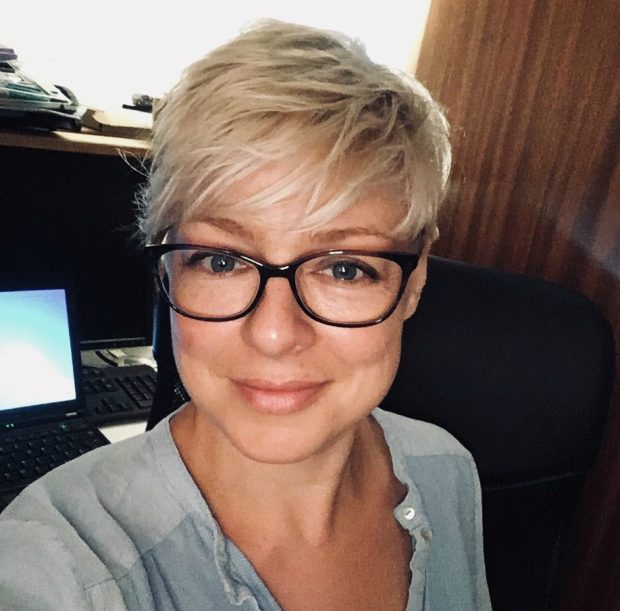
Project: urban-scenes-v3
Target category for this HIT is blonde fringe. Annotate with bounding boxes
[137,19,450,245]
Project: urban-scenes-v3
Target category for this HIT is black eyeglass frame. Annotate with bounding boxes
[145,243,421,328]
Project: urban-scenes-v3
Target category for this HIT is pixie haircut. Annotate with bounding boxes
[138,19,451,245]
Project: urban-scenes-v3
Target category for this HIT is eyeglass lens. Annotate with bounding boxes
[158,249,405,324]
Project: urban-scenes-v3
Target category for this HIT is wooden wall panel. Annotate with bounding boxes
[414,1,620,609]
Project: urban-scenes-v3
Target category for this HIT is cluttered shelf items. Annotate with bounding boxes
[0,42,152,141]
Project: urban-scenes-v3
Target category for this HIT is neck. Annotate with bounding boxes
[171,403,384,546]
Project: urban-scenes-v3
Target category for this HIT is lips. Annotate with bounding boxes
[232,378,327,415]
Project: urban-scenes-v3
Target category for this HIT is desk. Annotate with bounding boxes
[82,347,153,444]
[0,127,150,157]
[100,420,147,443]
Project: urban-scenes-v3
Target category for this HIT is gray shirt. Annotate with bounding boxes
[0,408,491,610]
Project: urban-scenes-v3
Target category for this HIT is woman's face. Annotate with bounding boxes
[171,169,429,465]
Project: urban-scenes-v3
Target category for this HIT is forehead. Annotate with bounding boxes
[185,200,401,242]
[183,161,407,238]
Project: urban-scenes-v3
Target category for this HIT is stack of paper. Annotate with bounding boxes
[81,107,152,139]
[0,45,83,131]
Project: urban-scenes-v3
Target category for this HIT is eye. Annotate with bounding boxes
[185,251,241,274]
[208,254,237,273]
[322,259,380,282]
[331,261,363,281]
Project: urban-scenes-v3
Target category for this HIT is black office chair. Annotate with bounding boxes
[147,255,616,611]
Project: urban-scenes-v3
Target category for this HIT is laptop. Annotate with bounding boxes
[0,280,110,511]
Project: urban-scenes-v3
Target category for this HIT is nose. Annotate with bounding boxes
[241,277,316,358]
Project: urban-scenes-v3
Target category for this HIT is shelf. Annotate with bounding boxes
[0,128,151,157]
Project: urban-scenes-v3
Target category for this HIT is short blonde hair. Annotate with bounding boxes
[138,19,451,244]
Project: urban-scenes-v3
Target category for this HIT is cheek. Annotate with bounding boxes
[171,314,239,384]
[171,314,199,367]
[328,319,404,401]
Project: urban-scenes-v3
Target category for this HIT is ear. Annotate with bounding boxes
[402,238,432,320]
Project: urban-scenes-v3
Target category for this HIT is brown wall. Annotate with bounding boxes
[414,1,620,609]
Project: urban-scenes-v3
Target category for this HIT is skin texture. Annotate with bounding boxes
[169,165,431,610]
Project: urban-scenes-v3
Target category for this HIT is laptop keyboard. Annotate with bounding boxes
[82,365,157,426]
[0,419,109,510]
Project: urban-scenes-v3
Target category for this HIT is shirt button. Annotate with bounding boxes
[403,506,416,520]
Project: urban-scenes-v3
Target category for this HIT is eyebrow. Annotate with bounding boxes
[308,227,393,244]
[192,218,391,244]
[193,217,258,242]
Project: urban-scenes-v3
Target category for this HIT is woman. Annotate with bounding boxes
[0,20,491,610]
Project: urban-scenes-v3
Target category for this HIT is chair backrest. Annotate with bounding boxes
[148,255,616,611]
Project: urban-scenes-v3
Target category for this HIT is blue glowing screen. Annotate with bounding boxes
[0,289,76,411]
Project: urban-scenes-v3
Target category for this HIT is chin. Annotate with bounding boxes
[219,411,356,466]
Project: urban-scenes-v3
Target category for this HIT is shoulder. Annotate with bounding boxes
[0,517,127,609]
[372,407,473,460]
[1,417,189,529]
[372,410,492,609]
[372,407,480,504]
[0,418,190,586]
[0,518,84,608]
[7,424,157,514]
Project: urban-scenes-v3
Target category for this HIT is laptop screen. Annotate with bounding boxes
[0,289,77,411]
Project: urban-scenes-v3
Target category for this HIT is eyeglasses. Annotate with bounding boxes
[146,244,421,328]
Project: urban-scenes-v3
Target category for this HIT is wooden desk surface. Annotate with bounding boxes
[0,128,151,157]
